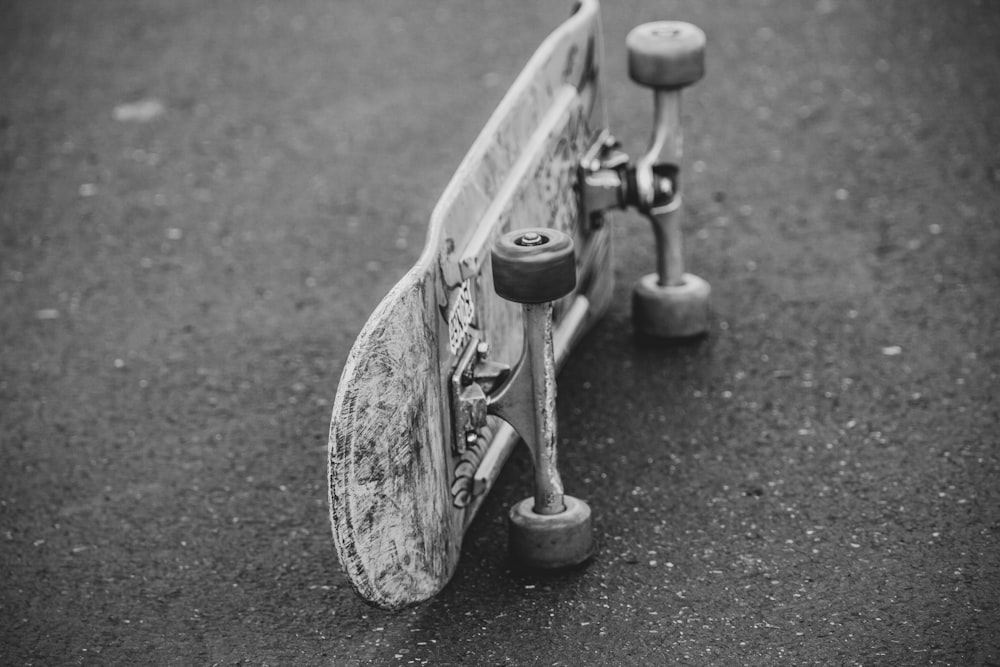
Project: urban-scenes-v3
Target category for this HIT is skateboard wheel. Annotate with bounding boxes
[632,272,710,339]
[491,228,576,304]
[627,21,706,90]
[508,495,593,569]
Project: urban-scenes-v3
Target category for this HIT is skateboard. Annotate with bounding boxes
[329,0,711,609]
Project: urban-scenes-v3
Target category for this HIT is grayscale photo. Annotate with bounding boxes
[2,0,998,664]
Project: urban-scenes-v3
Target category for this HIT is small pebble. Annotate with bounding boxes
[113,98,165,122]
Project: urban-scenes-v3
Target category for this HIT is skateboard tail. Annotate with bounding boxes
[329,272,461,609]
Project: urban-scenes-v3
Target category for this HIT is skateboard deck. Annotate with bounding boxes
[329,0,613,609]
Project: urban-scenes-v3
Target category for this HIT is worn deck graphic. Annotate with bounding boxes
[329,0,613,609]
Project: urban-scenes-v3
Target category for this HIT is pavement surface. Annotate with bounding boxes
[2,0,999,665]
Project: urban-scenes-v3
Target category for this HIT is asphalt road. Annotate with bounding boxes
[2,0,998,665]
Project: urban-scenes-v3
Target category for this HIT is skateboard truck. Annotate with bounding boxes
[581,21,711,339]
[450,228,593,568]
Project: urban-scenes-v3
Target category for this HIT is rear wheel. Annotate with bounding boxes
[491,228,576,304]
[508,495,593,569]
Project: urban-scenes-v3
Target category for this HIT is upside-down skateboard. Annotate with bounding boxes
[329,0,711,609]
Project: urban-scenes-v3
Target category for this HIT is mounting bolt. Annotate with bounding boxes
[516,231,545,247]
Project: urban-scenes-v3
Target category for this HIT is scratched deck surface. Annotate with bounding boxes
[328,0,613,609]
